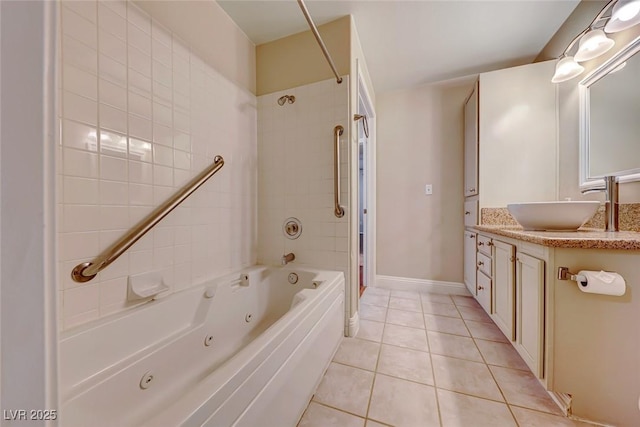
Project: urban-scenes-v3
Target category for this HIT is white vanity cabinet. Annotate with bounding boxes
[463,231,477,295]
[515,252,545,377]
[475,232,547,378]
[493,240,515,341]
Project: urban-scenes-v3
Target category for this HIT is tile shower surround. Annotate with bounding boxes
[256,79,350,277]
[57,0,257,329]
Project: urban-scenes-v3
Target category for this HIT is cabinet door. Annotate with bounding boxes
[493,241,515,341]
[464,82,479,197]
[463,231,477,295]
[516,252,545,378]
[477,271,492,314]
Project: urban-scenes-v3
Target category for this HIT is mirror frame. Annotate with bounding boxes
[579,35,640,189]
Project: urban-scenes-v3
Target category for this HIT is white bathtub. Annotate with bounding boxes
[59,266,345,427]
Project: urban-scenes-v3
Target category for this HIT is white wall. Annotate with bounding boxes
[1,0,58,420]
[376,79,474,283]
[57,0,257,330]
[257,78,349,279]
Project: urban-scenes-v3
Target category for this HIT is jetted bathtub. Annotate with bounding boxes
[60,266,345,426]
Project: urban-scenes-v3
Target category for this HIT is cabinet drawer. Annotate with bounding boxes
[477,271,492,314]
[464,200,478,226]
[477,235,492,256]
[477,251,492,277]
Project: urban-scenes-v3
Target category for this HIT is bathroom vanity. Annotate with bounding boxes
[471,226,640,426]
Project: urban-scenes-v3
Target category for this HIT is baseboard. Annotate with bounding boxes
[347,311,359,337]
[548,391,571,417]
[375,275,471,296]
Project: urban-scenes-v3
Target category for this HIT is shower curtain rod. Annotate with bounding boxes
[296,0,343,84]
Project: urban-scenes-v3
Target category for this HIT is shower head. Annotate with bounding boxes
[277,95,296,106]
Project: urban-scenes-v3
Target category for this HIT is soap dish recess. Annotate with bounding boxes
[127,271,169,301]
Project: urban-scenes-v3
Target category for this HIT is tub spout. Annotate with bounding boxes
[281,253,295,265]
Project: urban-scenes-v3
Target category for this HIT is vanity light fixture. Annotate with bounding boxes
[574,29,615,62]
[551,56,585,83]
[551,0,638,83]
[605,0,640,33]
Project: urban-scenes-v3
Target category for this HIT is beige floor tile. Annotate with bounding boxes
[422,301,461,318]
[388,296,422,312]
[376,344,434,385]
[361,293,389,308]
[510,406,593,426]
[475,339,529,370]
[390,289,421,300]
[364,287,391,298]
[437,389,517,427]
[298,402,365,427]
[368,374,440,427]
[356,320,385,342]
[364,421,389,427]
[360,303,387,323]
[431,354,504,401]
[333,338,380,371]
[421,292,454,305]
[424,314,470,336]
[451,295,481,308]
[465,319,509,343]
[386,308,425,329]
[312,362,374,417]
[490,366,564,415]
[427,331,483,362]
[382,323,429,352]
[457,305,493,323]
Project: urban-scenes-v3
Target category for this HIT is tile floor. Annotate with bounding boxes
[298,287,593,427]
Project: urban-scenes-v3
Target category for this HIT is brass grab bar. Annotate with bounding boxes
[334,125,345,218]
[71,156,225,283]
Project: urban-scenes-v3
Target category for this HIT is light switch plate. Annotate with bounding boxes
[425,184,433,195]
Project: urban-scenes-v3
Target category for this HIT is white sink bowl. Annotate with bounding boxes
[507,201,600,231]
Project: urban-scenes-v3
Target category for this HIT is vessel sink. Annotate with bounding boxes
[507,201,600,231]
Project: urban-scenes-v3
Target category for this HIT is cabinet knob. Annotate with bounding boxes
[465,211,471,215]
[468,188,476,192]
[470,234,476,239]
[487,241,494,247]
[478,242,484,246]
[478,285,484,291]
[477,261,484,266]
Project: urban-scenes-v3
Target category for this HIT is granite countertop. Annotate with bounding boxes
[472,225,640,250]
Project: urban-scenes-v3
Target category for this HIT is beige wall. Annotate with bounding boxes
[552,248,640,426]
[557,26,640,203]
[376,80,474,282]
[256,16,350,96]
[134,0,256,94]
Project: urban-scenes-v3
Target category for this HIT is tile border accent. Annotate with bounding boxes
[375,275,471,296]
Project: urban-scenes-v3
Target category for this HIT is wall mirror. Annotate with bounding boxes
[579,35,640,188]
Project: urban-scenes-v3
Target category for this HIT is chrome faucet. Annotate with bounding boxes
[581,176,619,231]
[281,253,295,265]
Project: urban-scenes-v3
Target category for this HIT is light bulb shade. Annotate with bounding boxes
[551,56,585,83]
[605,0,640,33]
[574,29,615,62]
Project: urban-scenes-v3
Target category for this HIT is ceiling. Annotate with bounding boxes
[218,0,580,93]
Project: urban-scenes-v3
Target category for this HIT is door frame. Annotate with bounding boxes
[356,69,376,291]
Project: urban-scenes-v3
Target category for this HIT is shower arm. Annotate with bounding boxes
[296,0,343,84]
